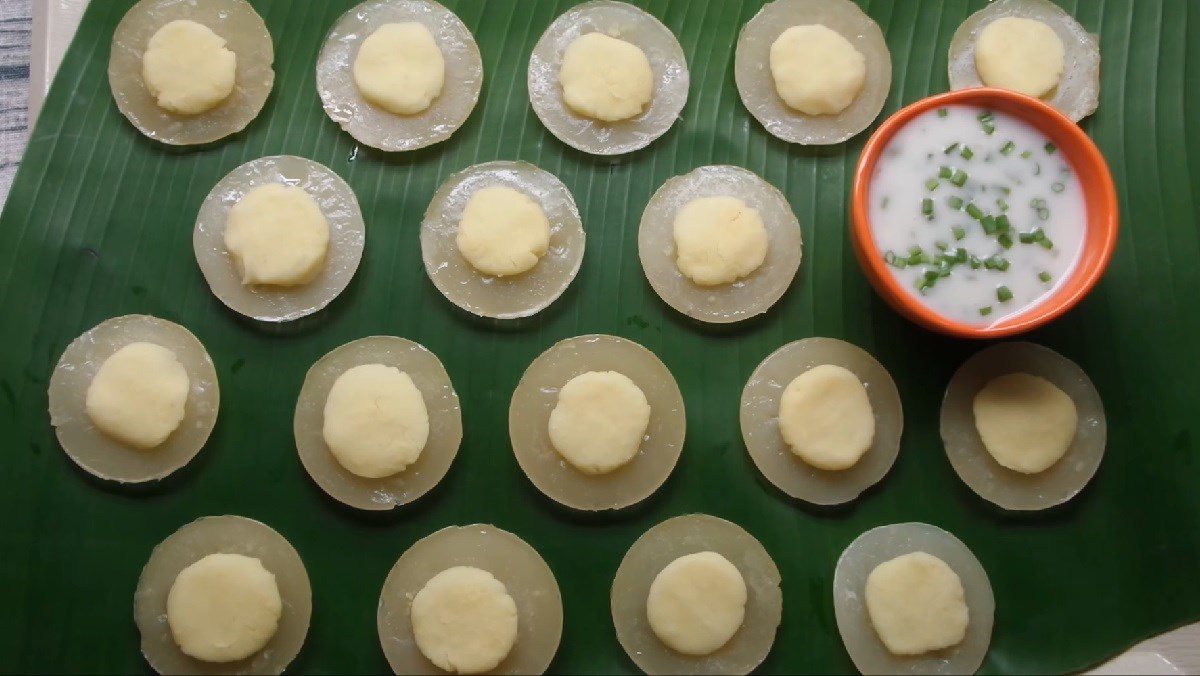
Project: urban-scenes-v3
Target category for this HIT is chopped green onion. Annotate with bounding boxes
[997,286,1013,302]
[883,250,896,264]
[960,146,975,160]
[952,226,966,240]
[1020,150,1033,159]
[1039,237,1055,250]
[1038,271,1052,283]
[950,169,968,187]
[1052,182,1065,193]
[982,120,996,135]
[922,198,934,217]
[894,258,908,269]
[997,257,1011,272]
[969,255,983,270]
[995,214,1011,233]
[981,215,998,234]
[1019,231,1037,244]
[998,232,1014,249]
[908,245,923,256]
[1045,142,1057,154]
[954,247,969,263]
[935,240,949,251]
[977,110,994,123]
[1031,197,1048,208]
[947,195,964,210]
[965,203,983,220]
[1000,141,1016,155]
[937,108,949,118]
[996,197,1009,212]
[938,166,953,179]
[980,306,993,316]
[1037,207,1050,221]
[925,178,940,191]
[944,142,960,154]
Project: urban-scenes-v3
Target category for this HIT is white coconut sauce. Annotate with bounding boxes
[870,105,1085,325]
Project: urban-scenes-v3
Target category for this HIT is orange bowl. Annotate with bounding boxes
[851,88,1118,339]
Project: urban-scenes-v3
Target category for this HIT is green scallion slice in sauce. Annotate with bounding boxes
[925,179,940,191]
[954,247,968,263]
[998,232,1013,249]
[996,197,1009,211]
[1045,142,1057,154]
[969,255,982,270]
[1020,150,1033,159]
[938,166,953,179]
[950,169,968,187]
[922,198,934,217]
[960,146,975,160]
[979,306,993,316]
[944,142,960,154]
[948,195,964,210]
[965,203,983,220]
[995,214,1011,233]
[1052,182,1065,193]
[937,108,948,118]
[1039,237,1055,250]
[1000,141,1016,155]
[1039,271,1052,283]
[935,240,949,251]
[952,226,966,240]
[997,286,1013,302]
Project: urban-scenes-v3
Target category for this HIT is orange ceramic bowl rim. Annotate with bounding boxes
[851,88,1118,339]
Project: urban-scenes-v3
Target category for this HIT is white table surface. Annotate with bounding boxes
[24,0,1200,672]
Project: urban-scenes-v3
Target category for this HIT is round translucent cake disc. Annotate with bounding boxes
[528,0,689,156]
[193,155,366,323]
[294,336,462,511]
[639,165,803,324]
[735,0,892,145]
[941,341,1106,511]
[740,337,903,505]
[421,161,585,320]
[948,0,1100,122]
[611,514,782,675]
[108,0,275,146]
[47,315,219,483]
[377,524,563,675]
[509,334,686,511]
[316,0,483,152]
[134,515,312,675]
[833,522,994,675]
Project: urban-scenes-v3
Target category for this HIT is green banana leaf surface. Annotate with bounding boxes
[1,0,1198,673]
